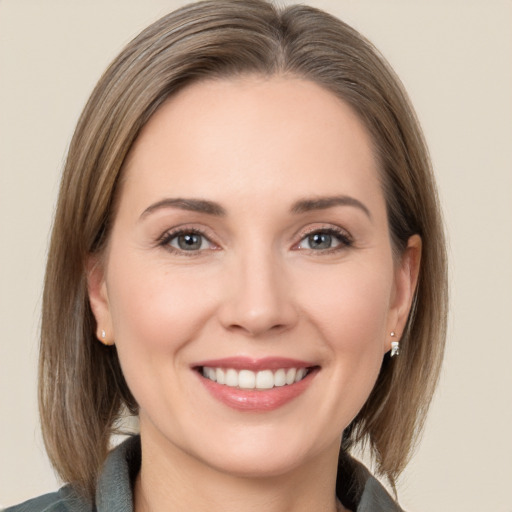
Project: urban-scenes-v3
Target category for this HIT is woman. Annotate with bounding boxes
[6,0,447,511]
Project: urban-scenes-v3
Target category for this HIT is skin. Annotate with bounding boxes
[88,76,421,512]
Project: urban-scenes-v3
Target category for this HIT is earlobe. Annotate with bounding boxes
[387,234,422,353]
[86,256,114,345]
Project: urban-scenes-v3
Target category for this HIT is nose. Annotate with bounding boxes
[217,250,298,337]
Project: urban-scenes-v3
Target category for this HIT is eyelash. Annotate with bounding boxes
[294,226,353,253]
[157,227,217,257]
[157,225,353,256]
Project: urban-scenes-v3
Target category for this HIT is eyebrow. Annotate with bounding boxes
[291,195,372,219]
[140,198,226,219]
[140,195,371,220]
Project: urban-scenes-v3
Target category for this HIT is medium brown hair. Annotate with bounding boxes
[40,0,447,501]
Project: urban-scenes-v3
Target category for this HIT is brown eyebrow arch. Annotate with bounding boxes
[291,195,372,219]
[140,198,226,219]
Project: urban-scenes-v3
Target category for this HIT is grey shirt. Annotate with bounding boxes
[5,436,403,512]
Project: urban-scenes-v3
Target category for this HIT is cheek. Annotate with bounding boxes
[109,246,208,327]
[303,262,394,418]
[104,251,217,381]
[298,260,394,351]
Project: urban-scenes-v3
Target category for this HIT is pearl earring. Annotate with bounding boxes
[99,329,113,346]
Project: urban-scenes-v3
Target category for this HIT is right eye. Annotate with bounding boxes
[160,229,214,254]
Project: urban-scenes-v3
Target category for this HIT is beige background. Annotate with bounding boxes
[1,0,511,510]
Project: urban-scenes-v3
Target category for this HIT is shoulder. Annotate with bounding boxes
[357,476,405,512]
[336,452,404,512]
[3,486,92,512]
[4,436,140,512]
[3,492,64,512]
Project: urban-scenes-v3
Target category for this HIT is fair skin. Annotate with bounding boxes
[88,76,420,512]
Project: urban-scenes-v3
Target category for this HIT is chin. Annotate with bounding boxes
[201,445,314,479]
[179,420,339,480]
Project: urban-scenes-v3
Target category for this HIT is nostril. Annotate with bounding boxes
[217,280,299,336]
[225,321,289,337]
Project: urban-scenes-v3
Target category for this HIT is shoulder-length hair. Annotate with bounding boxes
[40,0,447,501]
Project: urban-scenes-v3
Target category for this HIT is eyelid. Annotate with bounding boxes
[292,224,354,251]
[155,222,353,255]
[157,225,220,254]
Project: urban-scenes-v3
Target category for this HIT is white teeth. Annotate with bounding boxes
[216,368,225,384]
[255,370,274,389]
[225,369,238,387]
[202,366,310,389]
[274,369,286,387]
[295,368,307,383]
[206,367,216,381]
[285,368,296,385]
[238,369,256,389]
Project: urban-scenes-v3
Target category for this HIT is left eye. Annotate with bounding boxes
[167,232,211,251]
[297,231,348,251]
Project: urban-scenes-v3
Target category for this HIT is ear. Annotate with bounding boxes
[386,234,422,352]
[87,255,114,345]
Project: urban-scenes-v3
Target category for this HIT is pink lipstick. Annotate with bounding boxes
[193,357,319,411]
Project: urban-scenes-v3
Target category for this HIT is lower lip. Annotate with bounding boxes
[197,370,317,412]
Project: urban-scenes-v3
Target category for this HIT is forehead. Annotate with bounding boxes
[121,75,383,213]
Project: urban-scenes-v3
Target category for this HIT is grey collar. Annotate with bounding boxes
[80,435,403,512]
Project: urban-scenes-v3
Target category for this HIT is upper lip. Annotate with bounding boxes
[192,356,317,371]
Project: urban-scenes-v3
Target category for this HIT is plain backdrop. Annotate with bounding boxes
[1,1,511,510]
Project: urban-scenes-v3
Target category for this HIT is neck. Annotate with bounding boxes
[134,421,348,512]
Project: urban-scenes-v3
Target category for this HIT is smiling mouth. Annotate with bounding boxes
[198,366,314,390]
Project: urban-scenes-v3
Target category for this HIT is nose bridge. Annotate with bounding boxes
[219,241,296,336]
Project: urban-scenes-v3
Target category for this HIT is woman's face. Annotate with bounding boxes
[89,76,419,478]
